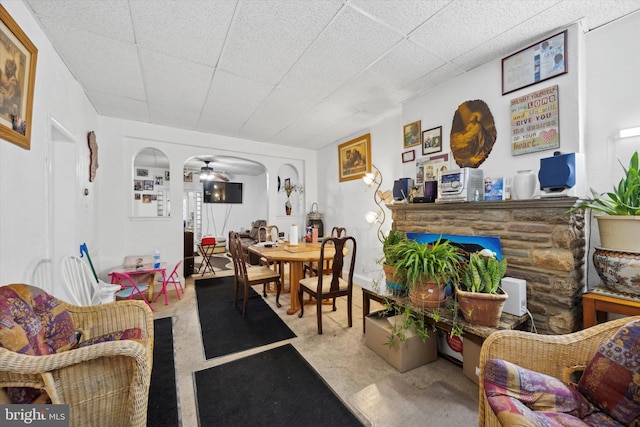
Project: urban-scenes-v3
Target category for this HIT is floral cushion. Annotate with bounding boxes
[484,358,599,426]
[577,319,640,426]
[77,328,143,347]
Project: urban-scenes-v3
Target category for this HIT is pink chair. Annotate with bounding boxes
[153,260,184,305]
[110,271,153,310]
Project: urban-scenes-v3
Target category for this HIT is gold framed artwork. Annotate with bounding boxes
[0,5,38,150]
[338,133,371,182]
[403,120,421,148]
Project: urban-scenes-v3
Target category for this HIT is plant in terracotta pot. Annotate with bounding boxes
[392,237,464,308]
[456,249,508,327]
[380,230,408,294]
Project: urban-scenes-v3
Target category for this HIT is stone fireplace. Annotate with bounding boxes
[388,198,586,335]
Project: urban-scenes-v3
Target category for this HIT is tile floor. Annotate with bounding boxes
[151,265,479,426]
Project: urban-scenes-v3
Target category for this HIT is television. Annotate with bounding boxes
[203,181,243,204]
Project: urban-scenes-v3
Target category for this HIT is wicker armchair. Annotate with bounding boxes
[478,315,640,426]
[0,284,154,427]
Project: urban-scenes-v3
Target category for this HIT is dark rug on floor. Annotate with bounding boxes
[194,344,363,426]
[147,317,178,426]
[195,276,296,359]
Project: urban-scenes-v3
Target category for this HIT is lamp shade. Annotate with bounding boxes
[365,211,379,224]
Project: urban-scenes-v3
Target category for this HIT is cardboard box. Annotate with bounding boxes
[462,333,483,385]
[437,329,463,363]
[365,313,437,373]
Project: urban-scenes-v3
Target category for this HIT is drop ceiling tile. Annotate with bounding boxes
[130,0,236,67]
[149,103,200,131]
[399,62,465,100]
[25,0,134,42]
[36,17,145,99]
[220,0,343,85]
[87,90,149,123]
[200,70,275,130]
[409,0,561,61]
[278,6,403,98]
[139,48,214,111]
[349,0,450,35]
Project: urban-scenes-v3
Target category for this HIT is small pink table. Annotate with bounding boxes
[109,262,166,303]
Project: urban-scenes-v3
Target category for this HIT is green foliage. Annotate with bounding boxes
[381,230,406,265]
[382,300,432,347]
[460,251,507,294]
[389,236,464,289]
[569,151,640,216]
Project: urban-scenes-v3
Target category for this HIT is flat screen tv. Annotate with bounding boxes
[203,181,243,204]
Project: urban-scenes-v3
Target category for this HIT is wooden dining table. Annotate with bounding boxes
[248,242,335,315]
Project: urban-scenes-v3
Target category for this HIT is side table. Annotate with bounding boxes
[582,291,640,328]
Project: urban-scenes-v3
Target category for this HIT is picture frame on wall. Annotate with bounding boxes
[422,126,442,155]
[423,152,451,181]
[338,133,371,182]
[136,168,149,177]
[144,180,154,191]
[402,150,415,163]
[403,120,421,148]
[0,5,38,150]
[502,30,567,95]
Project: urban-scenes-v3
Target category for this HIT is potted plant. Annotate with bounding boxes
[381,230,407,294]
[455,249,508,327]
[391,237,464,308]
[569,151,640,251]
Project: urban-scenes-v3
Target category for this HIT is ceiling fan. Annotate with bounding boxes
[199,160,229,182]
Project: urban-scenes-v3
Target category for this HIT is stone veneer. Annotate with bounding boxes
[388,198,586,335]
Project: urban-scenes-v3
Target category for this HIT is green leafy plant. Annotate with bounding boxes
[459,250,507,294]
[568,151,640,215]
[382,230,406,264]
[381,300,432,348]
[389,237,463,289]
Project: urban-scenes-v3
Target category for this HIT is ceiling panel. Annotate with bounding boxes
[22,0,640,151]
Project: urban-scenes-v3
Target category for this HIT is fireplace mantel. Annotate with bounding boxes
[388,198,586,334]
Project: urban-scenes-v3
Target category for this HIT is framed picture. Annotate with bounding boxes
[510,85,559,155]
[424,152,451,181]
[136,168,149,177]
[183,171,193,182]
[133,180,143,191]
[143,180,154,191]
[155,176,163,186]
[402,150,415,163]
[403,120,421,148]
[134,193,141,200]
[0,6,38,150]
[164,170,170,181]
[142,194,152,204]
[502,30,567,95]
[338,133,371,182]
[422,126,442,155]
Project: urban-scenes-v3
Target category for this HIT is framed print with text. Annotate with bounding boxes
[402,150,415,163]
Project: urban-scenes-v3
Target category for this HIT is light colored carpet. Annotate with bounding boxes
[350,374,478,426]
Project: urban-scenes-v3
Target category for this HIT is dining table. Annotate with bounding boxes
[108,262,167,302]
[248,242,335,315]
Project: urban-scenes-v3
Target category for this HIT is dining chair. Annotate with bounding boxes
[304,226,347,277]
[298,235,356,334]
[110,271,153,310]
[153,260,183,305]
[229,231,282,316]
[59,256,120,306]
[258,225,279,242]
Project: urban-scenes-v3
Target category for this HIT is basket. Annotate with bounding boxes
[307,202,323,220]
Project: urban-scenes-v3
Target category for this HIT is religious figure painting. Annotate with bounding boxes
[450,100,497,168]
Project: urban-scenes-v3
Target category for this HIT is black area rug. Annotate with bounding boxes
[195,277,296,359]
[194,344,363,426]
[147,317,179,426]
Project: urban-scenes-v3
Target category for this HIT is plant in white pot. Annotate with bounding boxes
[569,151,640,251]
[456,249,508,327]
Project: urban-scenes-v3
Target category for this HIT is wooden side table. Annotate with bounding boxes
[582,292,640,328]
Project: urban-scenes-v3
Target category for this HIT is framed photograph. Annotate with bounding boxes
[0,6,38,150]
[502,30,567,95]
[142,194,152,204]
[183,171,193,182]
[484,176,505,201]
[338,133,371,182]
[402,150,415,163]
[133,180,143,191]
[136,168,149,177]
[143,180,154,191]
[424,152,451,181]
[134,193,141,200]
[422,126,442,155]
[154,176,163,186]
[403,120,421,148]
[164,170,170,181]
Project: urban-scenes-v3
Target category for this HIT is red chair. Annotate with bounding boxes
[153,260,184,305]
[110,271,153,310]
